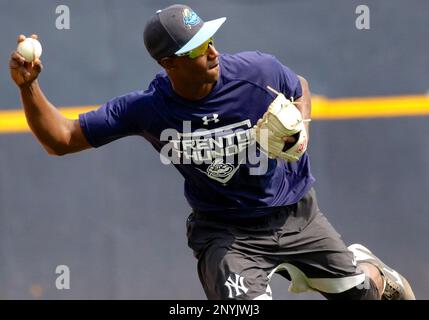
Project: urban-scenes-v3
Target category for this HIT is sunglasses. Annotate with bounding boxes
[177,38,214,59]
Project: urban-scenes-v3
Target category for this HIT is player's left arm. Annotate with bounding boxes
[294,75,311,140]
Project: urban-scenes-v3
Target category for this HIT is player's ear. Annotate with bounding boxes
[158,56,177,70]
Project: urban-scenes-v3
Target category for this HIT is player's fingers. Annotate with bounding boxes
[23,61,34,71]
[33,59,43,72]
[23,69,32,80]
[17,34,26,43]
[283,135,297,143]
[30,34,38,40]
[11,52,26,65]
[9,58,20,69]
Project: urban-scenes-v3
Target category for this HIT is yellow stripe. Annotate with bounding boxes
[312,95,429,119]
[0,106,98,133]
[1,95,429,134]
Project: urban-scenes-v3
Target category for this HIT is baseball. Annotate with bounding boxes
[16,37,42,62]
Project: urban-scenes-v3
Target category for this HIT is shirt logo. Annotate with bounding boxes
[160,119,266,184]
[183,8,201,28]
[206,159,234,179]
[202,114,219,125]
[225,273,249,298]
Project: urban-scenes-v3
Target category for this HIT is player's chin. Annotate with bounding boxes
[206,65,219,82]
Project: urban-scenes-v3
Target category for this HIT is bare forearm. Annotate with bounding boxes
[296,76,312,136]
[10,35,90,156]
[20,80,74,154]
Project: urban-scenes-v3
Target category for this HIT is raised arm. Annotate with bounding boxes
[9,34,91,156]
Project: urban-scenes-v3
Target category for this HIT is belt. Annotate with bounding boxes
[192,205,294,227]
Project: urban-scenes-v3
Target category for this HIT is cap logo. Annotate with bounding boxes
[182,8,201,28]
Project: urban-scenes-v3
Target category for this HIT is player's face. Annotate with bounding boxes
[174,41,220,85]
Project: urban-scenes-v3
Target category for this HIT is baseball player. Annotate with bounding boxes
[9,4,415,300]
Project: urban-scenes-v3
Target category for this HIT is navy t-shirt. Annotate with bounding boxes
[79,51,315,218]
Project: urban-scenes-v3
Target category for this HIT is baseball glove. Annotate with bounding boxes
[254,86,309,162]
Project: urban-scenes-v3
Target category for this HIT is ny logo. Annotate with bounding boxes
[202,114,219,125]
[224,273,248,298]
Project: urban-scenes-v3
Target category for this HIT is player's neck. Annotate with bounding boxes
[170,80,215,101]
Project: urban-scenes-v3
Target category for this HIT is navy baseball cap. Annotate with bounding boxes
[143,4,226,60]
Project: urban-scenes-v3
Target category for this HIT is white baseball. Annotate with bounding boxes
[16,37,42,62]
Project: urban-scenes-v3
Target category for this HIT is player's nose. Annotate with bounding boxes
[207,44,219,59]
